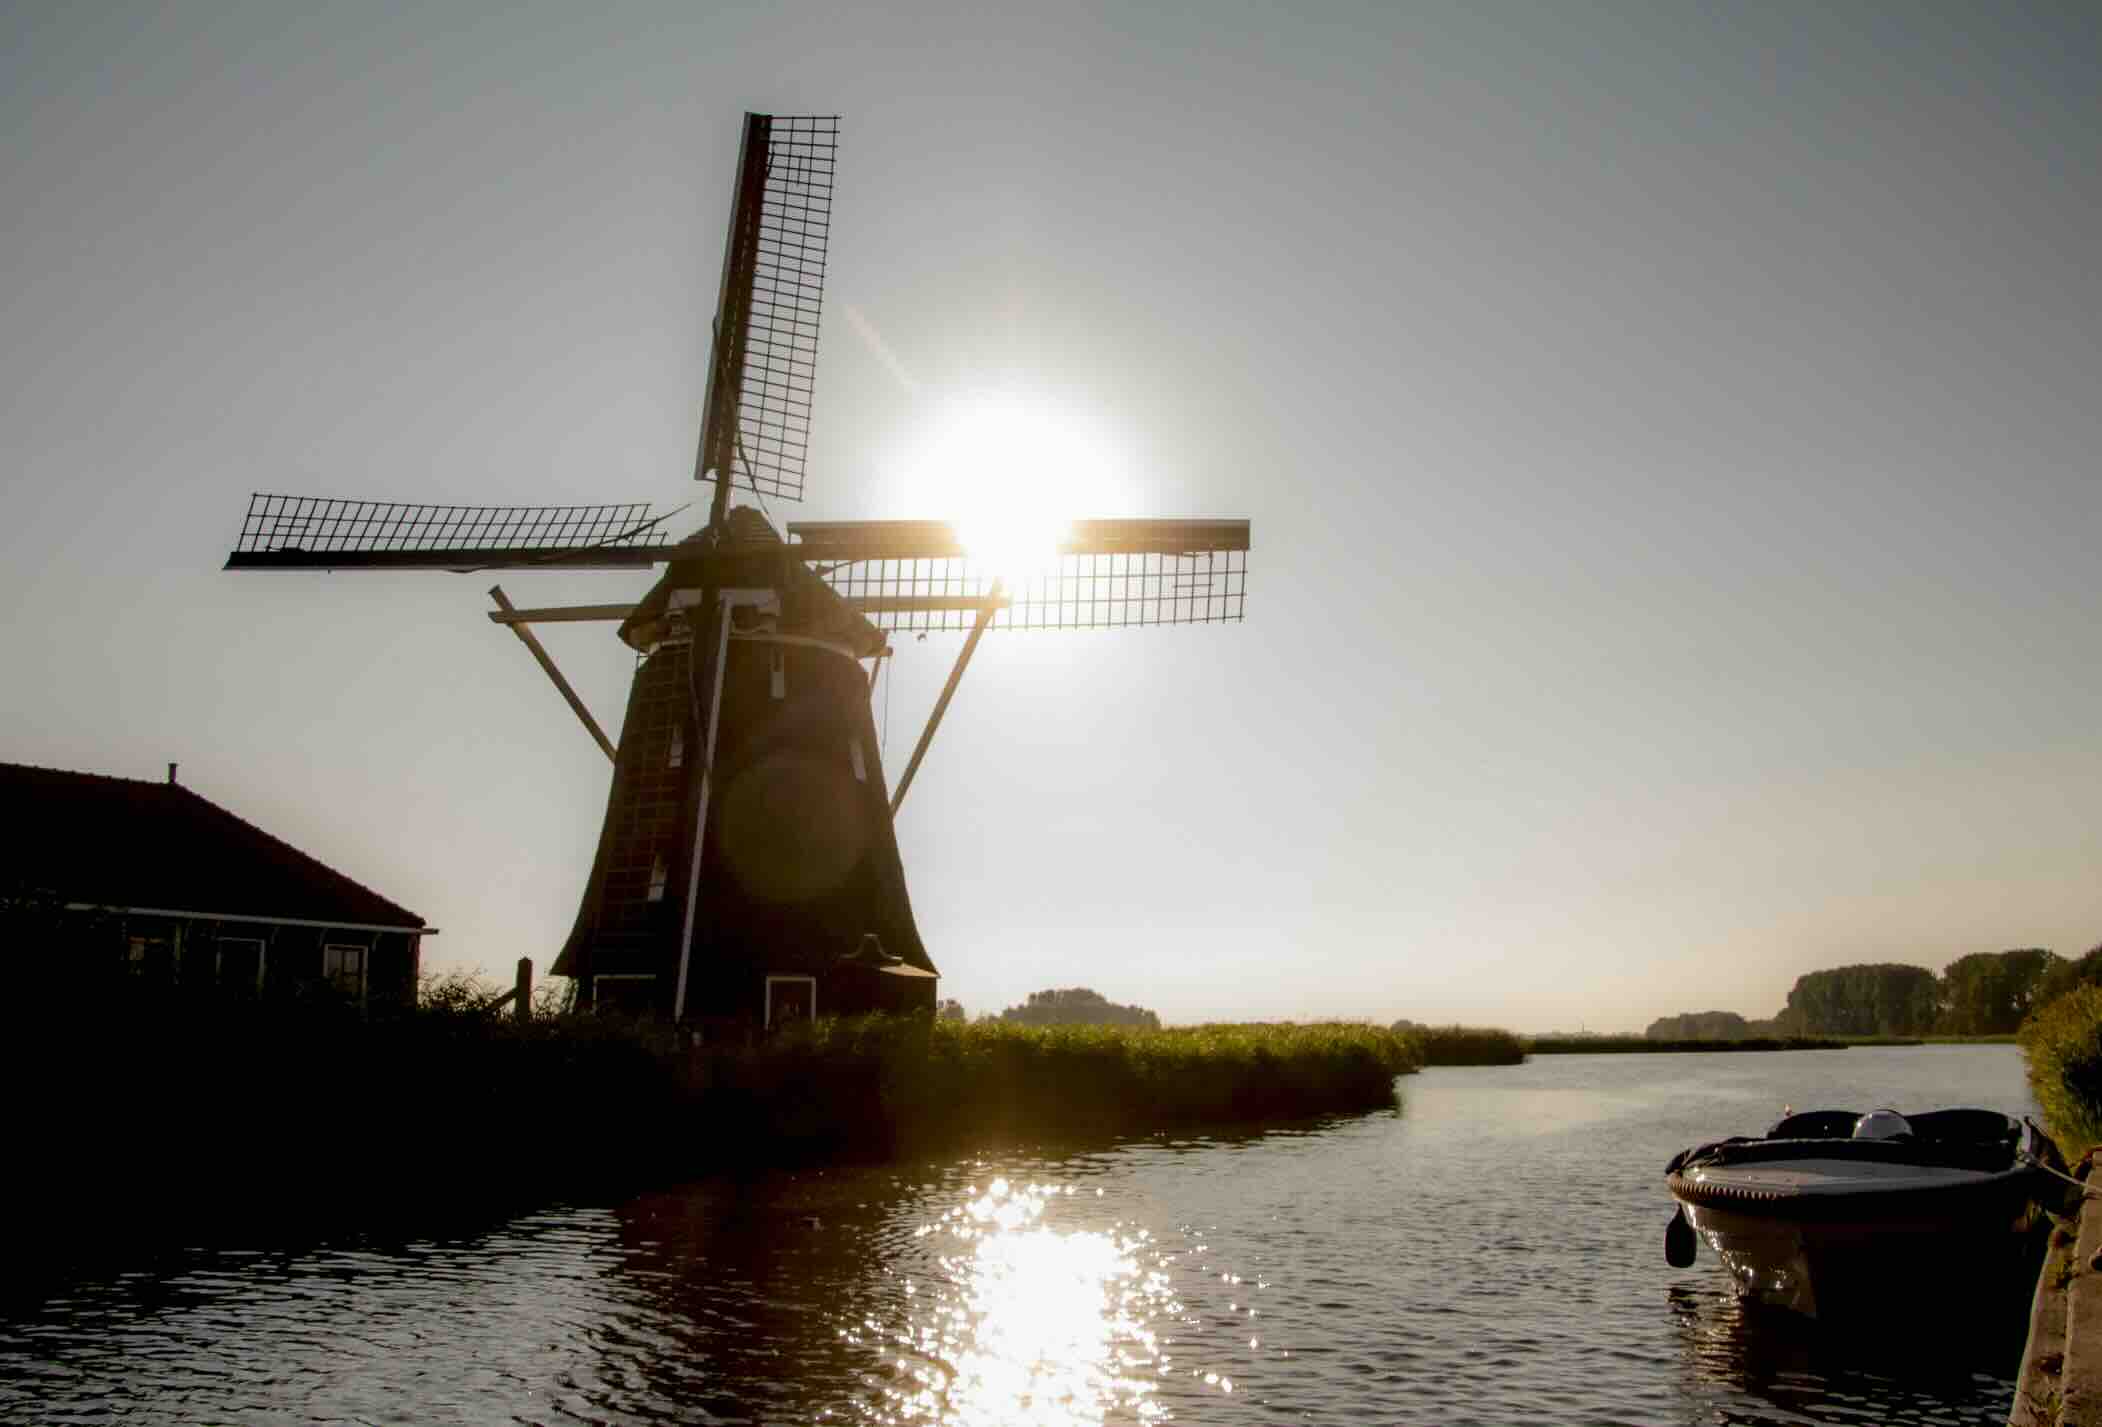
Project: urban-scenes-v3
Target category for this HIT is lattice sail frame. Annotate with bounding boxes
[792,519,1249,632]
[702,114,837,505]
[226,494,676,569]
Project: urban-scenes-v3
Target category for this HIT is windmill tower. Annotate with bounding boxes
[225,114,1251,1029]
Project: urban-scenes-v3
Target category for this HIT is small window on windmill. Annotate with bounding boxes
[770,647,786,700]
[848,738,867,783]
[668,723,684,769]
[647,853,668,902]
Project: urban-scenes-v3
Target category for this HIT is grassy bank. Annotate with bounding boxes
[2019,987,2102,1153]
[1525,1034,1854,1054]
[10,994,1418,1249]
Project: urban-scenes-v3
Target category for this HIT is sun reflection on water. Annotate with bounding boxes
[841,1178,1177,1426]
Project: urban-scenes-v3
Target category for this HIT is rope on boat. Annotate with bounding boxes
[2017,1148,2102,1201]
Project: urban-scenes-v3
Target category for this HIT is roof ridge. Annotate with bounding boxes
[168,784,425,928]
[0,759,425,928]
[0,758,177,788]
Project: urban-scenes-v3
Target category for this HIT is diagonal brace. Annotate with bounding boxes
[488,585,617,764]
[890,582,1002,816]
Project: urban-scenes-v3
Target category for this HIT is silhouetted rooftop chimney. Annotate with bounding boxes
[167,762,178,785]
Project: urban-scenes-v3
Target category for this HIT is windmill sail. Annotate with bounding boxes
[788,517,1250,632]
[223,494,680,570]
[695,113,838,507]
[218,109,1254,1034]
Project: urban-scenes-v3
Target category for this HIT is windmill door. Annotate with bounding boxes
[765,975,816,1030]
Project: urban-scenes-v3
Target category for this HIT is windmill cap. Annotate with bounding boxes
[616,509,883,657]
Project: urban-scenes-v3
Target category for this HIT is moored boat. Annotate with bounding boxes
[1663,1107,2061,1318]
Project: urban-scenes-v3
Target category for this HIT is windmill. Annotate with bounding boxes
[224,113,1250,1029]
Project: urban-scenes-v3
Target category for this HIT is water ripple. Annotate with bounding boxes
[0,1047,2038,1424]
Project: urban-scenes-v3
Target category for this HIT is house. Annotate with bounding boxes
[0,760,432,1007]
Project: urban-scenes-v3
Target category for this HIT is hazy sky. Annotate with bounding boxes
[4,2,2096,1030]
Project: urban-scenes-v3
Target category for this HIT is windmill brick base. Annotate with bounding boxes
[553,513,936,1025]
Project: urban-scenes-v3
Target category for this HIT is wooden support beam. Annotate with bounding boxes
[486,603,637,625]
[488,586,618,764]
[482,594,1008,627]
[890,579,1002,816]
[674,591,738,1024]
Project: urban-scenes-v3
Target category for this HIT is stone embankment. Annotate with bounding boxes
[2013,1155,2102,1426]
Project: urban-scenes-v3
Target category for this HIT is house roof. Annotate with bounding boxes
[0,762,426,930]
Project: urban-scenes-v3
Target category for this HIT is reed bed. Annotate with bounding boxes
[1400,1025,1528,1066]
[2018,986,2102,1153]
[1524,1034,1851,1054]
[12,994,1418,1251]
[731,1017,1422,1153]
[1863,1033,2013,1046]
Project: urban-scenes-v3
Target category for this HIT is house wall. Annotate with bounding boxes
[23,909,420,1009]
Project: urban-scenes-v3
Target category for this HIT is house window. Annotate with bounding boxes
[323,943,367,998]
[217,937,266,995]
[668,724,684,768]
[848,738,867,783]
[770,648,786,700]
[126,935,172,980]
[177,930,216,986]
[647,853,669,902]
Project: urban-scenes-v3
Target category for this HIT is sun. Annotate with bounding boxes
[892,390,1128,583]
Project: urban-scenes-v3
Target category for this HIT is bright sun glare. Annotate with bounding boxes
[896,391,1128,583]
[855,1177,1173,1425]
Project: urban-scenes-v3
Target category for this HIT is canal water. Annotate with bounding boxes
[1,1044,2038,1424]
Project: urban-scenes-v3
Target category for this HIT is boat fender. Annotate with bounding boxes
[1664,1208,1696,1268]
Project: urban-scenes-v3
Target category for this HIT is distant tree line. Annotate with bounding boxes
[1646,944,2102,1041]
[998,987,1161,1030]
[1644,1010,1763,1041]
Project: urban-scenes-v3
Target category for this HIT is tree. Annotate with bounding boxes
[1644,1010,1752,1041]
[1781,963,1940,1037]
[2031,943,2102,1013]
[1938,948,2061,1035]
[998,987,1160,1029]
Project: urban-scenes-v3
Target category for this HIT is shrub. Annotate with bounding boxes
[2019,986,2102,1153]
[997,987,1160,1029]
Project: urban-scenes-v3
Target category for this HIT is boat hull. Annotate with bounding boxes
[1677,1197,2037,1317]
[1671,1168,2043,1318]
[1665,1109,2061,1319]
